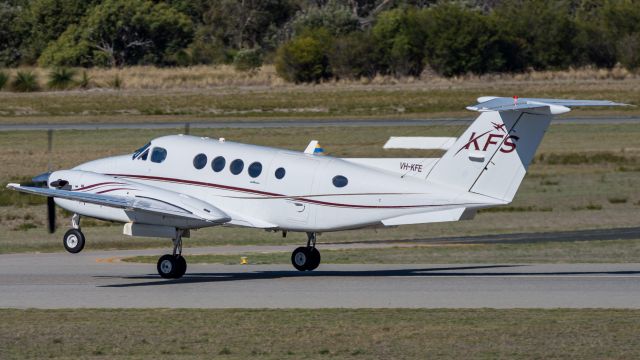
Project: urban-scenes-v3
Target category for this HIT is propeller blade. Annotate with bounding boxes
[47,197,56,233]
[32,172,52,185]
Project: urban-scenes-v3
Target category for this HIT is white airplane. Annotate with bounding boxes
[8,97,625,278]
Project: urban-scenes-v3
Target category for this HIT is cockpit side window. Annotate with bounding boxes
[132,142,151,160]
[139,149,149,161]
[150,147,167,163]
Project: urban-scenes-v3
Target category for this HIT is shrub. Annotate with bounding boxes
[275,32,331,83]
[47,67,77,90]
[109,74,123,89]
[11,71,39,92]
[608,197,628,204]
[78,70,91,89]
[0,71,8,90]
[233,49,263,72]
[329,32,378,79]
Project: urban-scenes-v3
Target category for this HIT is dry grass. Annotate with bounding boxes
[1,309,640,359]
[1,65,638,90]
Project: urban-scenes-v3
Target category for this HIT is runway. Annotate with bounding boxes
[1,115,639,131]
[1,249,639,309]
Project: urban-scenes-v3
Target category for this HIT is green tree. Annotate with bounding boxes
[329,31,378,79]
[291,0,360,36]
[39,0,194,67]
[19,0,99,64]
[492,0,581,70]
[372,8,427,76]
[275,29,332,83]
[423,4,506,76]
[0,3,25,66]
[189,0,298,64]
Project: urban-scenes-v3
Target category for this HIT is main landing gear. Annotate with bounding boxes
[291,232,321,271]
[63,213,85,254]
[157,230,187,279]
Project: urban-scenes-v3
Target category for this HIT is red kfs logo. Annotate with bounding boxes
[455,122,520,155]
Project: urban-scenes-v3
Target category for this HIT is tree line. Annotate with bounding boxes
[1,0,639,83]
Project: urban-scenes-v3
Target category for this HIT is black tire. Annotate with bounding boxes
[63,229,85,254]
[174,255,187,279]
[157,254,177,279]
[306,247,321,271]
[291,247,310,271]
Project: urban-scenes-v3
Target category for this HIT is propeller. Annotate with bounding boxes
[31,172,56,234]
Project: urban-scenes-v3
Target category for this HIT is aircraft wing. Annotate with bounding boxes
[6,183,230,224]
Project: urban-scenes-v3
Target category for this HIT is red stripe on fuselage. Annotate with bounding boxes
[107,173,462,210]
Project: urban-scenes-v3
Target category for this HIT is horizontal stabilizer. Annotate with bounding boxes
[467,97,627,115]
[383,137,457,150]
[381,207,475,226]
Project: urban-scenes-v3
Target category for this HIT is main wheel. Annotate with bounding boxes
[306,247,321,271]
[63,229,85,254]
[157,254,178,279]
[175,255,187,279]
[291,247,310,271]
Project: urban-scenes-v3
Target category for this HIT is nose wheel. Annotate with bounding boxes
[63,228,85,254]
[291,232,321,271]
[157,230,188,279]
[63,214,85,254]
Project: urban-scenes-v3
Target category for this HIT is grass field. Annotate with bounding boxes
[1,308,639,359]
[0,69,639,124]
[123,239,640,265]
[1,123,639,254]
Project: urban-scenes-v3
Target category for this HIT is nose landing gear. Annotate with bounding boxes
[63,214,85,254]
[157,230,187,279]
[291,232,321,271]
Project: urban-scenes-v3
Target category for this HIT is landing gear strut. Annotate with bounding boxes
[291,232,321,271]
[157,229,187,279]
[63,213,85,254]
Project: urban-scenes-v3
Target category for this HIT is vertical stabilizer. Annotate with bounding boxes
[427,107,553,202]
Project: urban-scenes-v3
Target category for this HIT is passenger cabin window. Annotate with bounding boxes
[275,167,286,179]
[212,156,226,172]
[230,159,244,175]
[193,153,207,169]
[332,175,348,188]
[132,142,151,160]
[150,147,167,163]
[248,162,262,178]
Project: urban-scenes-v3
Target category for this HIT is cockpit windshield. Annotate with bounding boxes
[132,142,151,160]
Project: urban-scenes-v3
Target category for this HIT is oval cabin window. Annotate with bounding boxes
[248,162,262,178]
[211,156,226,172]
[332,175,348,188]
[230,159,244,175]
[193,153,207,169]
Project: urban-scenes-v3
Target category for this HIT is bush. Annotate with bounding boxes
[233,49,263,72]
[11,71,39,92]
[47,67,77,90]
[423,4,506,76]
[0,71,8,90]
[329,32,378,79]
[275,32,331,83]
[78,70,91,89]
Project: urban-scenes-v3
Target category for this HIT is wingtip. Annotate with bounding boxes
[6,183,20,189]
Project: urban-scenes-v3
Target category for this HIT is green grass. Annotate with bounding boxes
[0,80,639,123]
[1,309,639,359]
[123,239,640,265]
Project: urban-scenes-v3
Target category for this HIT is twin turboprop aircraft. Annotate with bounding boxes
[8,97,625,278]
